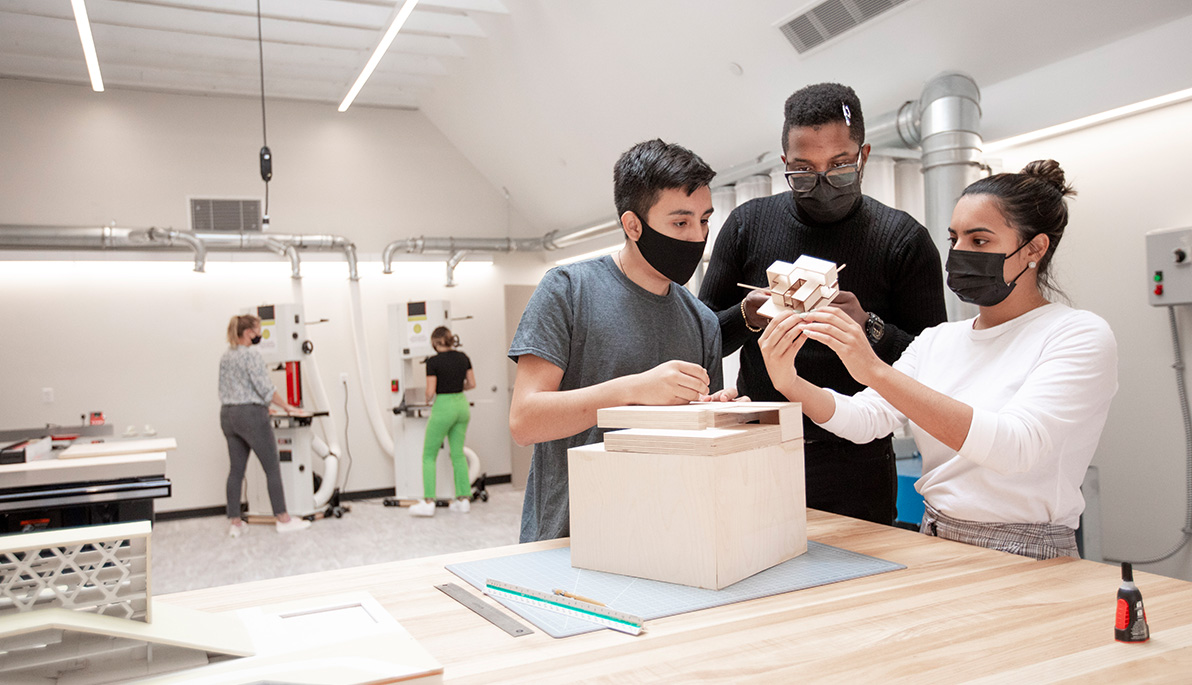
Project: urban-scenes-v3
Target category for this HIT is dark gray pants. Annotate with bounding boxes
[220,404,286,518]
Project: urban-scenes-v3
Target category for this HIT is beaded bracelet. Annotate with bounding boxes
[741,299,763,333]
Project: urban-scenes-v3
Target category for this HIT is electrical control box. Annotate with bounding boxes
[248,303,307,364]
[1147,227,1192,306]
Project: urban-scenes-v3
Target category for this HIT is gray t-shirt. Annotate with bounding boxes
[508,255,723,542]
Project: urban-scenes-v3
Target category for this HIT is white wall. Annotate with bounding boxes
[0,79,552,512]
[0,78,535,248]
[994,98,1192,581]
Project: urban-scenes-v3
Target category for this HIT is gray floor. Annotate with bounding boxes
[150,484,524,595]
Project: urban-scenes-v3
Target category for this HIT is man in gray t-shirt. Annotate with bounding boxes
[508,139,735,543]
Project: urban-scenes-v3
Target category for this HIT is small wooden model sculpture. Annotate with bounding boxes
[756,255,842,320]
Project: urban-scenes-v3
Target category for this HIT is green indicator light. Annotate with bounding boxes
[1155,271,1163,282]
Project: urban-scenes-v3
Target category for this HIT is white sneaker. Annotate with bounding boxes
[275,517,311,533]
[450,498,471,514]
[409,500,436,517]
[228,521,245,538]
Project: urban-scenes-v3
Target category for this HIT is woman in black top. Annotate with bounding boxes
[409,327,476,517]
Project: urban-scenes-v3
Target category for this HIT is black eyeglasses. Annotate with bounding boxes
[783,149,864,193]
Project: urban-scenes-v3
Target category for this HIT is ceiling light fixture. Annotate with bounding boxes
[554,243,621,266]
[338,0,421,112]
[985,86,1192,152]
[70,0,104,92]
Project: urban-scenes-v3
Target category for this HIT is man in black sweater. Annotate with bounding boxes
[699,83,946,525]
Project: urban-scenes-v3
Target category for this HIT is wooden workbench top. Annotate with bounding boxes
[158,511,1192,683]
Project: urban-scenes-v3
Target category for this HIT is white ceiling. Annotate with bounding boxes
[2,0,1192,235]
[0,0,509,108]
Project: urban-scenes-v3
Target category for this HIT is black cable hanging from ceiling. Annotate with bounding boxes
[257,0,272,228]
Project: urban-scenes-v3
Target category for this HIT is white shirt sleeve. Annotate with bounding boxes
[817,334,921,443]
[958,314,1118,474]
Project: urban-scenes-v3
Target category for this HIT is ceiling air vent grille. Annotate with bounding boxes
[190,198,262,232]
[778,0,911,53]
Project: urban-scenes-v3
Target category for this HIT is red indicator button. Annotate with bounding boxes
[1155,284,1164,296]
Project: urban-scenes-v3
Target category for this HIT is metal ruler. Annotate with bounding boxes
[436,583,533,637]
[484,579,645,635]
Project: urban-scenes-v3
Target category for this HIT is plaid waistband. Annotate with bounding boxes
[921,501,1079,561]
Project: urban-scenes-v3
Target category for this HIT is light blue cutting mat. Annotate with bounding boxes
[445,542,905,638]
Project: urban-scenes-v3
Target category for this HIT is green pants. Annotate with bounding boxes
[422,392,471,499]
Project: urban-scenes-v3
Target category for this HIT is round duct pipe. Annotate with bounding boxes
[382,220,624,276]
[142,227,207,273]
[263,238,300,279]
[445,250,467,288]
[867,71,984,321]
[2,226,358,281]
[0,225,207,273]
[193,232,359,281]
[0,225,140,250]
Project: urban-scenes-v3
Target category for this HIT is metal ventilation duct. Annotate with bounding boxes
[868,71,983,321]
[383,219,624,285]
[777,0,912,53]
[0,225,207,273]
[0,225,358,279]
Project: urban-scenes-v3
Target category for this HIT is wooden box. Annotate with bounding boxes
[568,402,806,590]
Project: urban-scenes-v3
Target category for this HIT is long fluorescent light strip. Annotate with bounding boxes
[71,0,104,92]
[555,243,621,266]
[985,86,1192,152]
[339,0,420,112]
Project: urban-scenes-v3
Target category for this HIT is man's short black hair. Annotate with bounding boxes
[613,139,715,223]
[781,83,865,152]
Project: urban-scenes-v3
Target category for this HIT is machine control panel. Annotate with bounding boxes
[1147,227,1192,306]
[399,299,450,359]
[249,302,307,364]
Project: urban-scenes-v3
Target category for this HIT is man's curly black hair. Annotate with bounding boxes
[781,83,865,152]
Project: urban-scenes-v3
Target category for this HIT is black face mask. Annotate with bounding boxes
[945,243,1033,307]
[792,177,862,225]
[632,213,706,285]
[250,335,263,345]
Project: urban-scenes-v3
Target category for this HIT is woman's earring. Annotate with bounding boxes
[1028,261,1037,269]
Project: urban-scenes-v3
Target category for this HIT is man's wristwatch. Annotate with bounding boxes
[865,312,885,344]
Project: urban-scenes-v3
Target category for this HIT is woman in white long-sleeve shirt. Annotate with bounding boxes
[760,160,1118,560]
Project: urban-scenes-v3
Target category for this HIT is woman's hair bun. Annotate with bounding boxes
[1021,159,1076,197]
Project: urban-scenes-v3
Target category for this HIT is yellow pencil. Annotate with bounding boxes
[552,589,605,606]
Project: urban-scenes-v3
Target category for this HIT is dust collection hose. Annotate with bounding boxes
[304,352,342,508]
[1109,305,1192,564]
[348,279,396,457]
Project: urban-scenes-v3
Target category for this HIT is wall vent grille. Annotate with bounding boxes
[190,198,262,232]
[778,0,911,53]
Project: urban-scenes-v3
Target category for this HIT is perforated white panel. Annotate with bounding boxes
[0,524,150,622]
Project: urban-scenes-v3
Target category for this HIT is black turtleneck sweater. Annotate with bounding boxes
[699,193,947,443]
